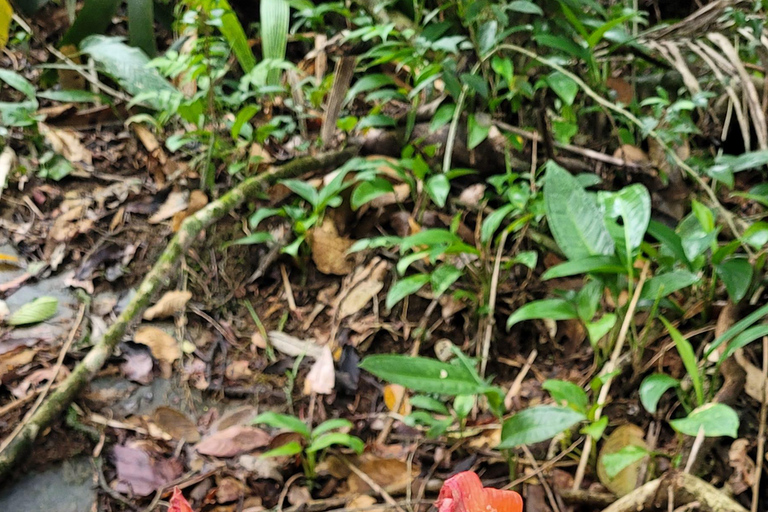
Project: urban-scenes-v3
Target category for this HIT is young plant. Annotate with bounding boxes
[252,412,364,479]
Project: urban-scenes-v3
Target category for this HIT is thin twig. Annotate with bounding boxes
[683,426,705,474]
[572,261,651,490]
[752,336,768,512]
[480,229,509,377]
[521,444,562,512]
[504,439,580,490]
[503,349,537,410]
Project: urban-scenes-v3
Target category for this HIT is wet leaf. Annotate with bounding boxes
[498,406,586,448]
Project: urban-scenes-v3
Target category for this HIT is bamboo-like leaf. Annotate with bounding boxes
[260,0,289,86]
[128,0,157,57]
[202,0,255,73]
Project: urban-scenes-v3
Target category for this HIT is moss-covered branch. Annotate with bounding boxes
[0,148,357,481]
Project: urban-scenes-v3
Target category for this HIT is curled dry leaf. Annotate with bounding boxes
[347,495,377,509]
[728,438,755,494]
[195,425,271,457]
[153,406,201,443]
[287,486,312,506]
[612,144,650,165]
[225,360,253,381]
[216,476,247,503]
[143,290,193,320]
[113,443,183,497]
[308,218,355,275]
[268,331,324,359]
[0,348,37,380]
[121,344,154,384]
[149,191,190,224]
[39,122,92,166]
[338,259,388,319]
[172,190,209,232]
[303,345,335,395]
[239,454,284,482]
[133,326,181,363]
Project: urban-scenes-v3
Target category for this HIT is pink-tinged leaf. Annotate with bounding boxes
[436,472,523,512]
[169,487,194,512]
[113,444,183,497]
[195,425,271,457]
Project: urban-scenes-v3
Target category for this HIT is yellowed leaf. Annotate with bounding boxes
[346,456,419,495]
[383,384,410,415]
[143,290,192,320]
[0,348,36,379]
[134,326,181,363]
[612,144,649,164]
[0,0,11,49]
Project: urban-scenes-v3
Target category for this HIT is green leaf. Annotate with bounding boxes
[507,0,543,15]
[647,220,690,269]
[598,184,651,256]
[261,441,304,458]
[601,445,649,479]
[507,299,578,329]
[260,0,289,84]
[542,379,588,414]
[386,274,430,310]
[586,314,616,348]
[706,302,768,358]
[741,222,768,250]
[661,317,703,407]
[7,296,58,326]
[308,432,364,453]
[410,395,450,414]
[715,258,753,303]
[670,403,739,438]
[719,325,768,363]
[460,73,489,98]
[36,90,100,103]
[541,255,626,279]
[639,270,700,301]
[498,406,586,448]
[351,178,395,210]
[639,373,679,414]
[430,264,462,297]
[544,161,614,261]
[534,34,589,61]
[467,114,490,150]
[546,72,578,106]
[252,412,311,438]
[477,20,498,56]
[581,416,608,440]
[430,103,456,132]
[232,105,260,139]
[0,69,36,99]
[453,395,475,419]
[80,36,180,111]
[127,0,156,56]
[425,174,450,207]
[312,418,353,437]
[249,207,283,229]
[359,354,488,396]
[223,232,273,248]
[481,204,515,244]
[282,179,320,207]
[60,0,121,47]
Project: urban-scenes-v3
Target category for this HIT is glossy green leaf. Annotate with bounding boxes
[351,178,395,210]
[359,354,488,395]
[507,299,578,329]
[598,184,651,256]
[7,296,58,326]
[224,232,273,248]
[426,174,450,207]
[639,373,678,413]
[127,0,156,56]
[311,419,353,437]
[430,264,462,297]
[481,204,515,244]
[670,403,739,438]
[719,325,768,363]
[498,406,586,448]
[544,161,614,261]
[639,270,700,301]
[307,432,364,453]
[410,395,450,414]
[586,314,616,347]
[282,179,319,207]
[386,274,430,309]
[601,445,649,479]
[541,255,626,279]
[715,258,753,303]
[706,302,768,358]
[261,441,303,458]
[661,317,703,406]
[546,72,578,105]
[467,114,490,150]
[252,412,311,438]
[0,69,36,99]
[543,379,588,414]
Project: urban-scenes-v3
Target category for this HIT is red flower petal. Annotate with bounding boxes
[168,487,194,512]
[436,472,523,512]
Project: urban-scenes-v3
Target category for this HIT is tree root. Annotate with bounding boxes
[0,148,357,482]
[601,471,747,512]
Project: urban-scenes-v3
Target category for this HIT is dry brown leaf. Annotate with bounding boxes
[225,360,253,381]
[338,259,387,319]
[268,331,324,359]
[153,406,201,443]
[134,326,181,363]
[383,384,410,415]
[11,366,70,398]
[287,486,312,506]
[238,454,284,482]
[216,476,247,503]
[212,406,257,432]
[195,425,271,457]
[347,495,377,508]
[346,456,420,495]
[612,144,649,164]
[143,290,193,320]
[458,183,485,205]
[58,45,87,90]
[607,77,633,104]
[149,191,190,224]
[172,190,209,232]
[113,443,183,497]
[734,350,766,403]
[728,438,755,494]
[597,424,648,497]
[303,346,335,395]
[0,348,37,380]
[39,123,92,165]
[308,218,355,275]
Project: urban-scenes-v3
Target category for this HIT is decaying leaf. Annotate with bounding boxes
[149,191,190,224]
[238,454,284,482]
[113,443,183,497]
[308,218,355,275]
[39,122,92,166]
[153,406,201,443]
[728,438,755,494]
[268,331,324,359]
[346,455,420,495]
[597,424,648,497]
[338,259,388,319]
[120,344,155,384]
[347,494,377,509]
[0,348,36,380]
[195,425,271,457]
[303,345,335,395]
[225,360,253,381]
[216,476,247,503]
[143,290,193,320]
[172,190,209,231]
[133,326,181,363]
[383,384,410,415]
[612,144,650,164]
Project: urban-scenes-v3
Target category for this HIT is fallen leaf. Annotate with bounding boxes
[347,495,377,508]
[169,487,194,512]
[149,191,190,224]
[728,438,755,494]
[435,471,523,512]
[39,122,92,166]
[11,366,70,398]
[338,259,387,319]
[0,146,16,202]
[303,345,335,395]
[287,486,312,506]
[172,190,209,231]
[597,424,648,497]
[268,331,324,359]
[216,476,246,503]
[134,326,181,363]
[113,443,183,497]
[195,425,271,457]
[225,360,253,381]
[7,296,58,326]
[211,406,257,432]
[0,348,37,380]
[238,454,284,482]
[121,343,155,384]
[458,183,485,204]
[143,291,193,320]
[308,218,355,275]
[153,406,201,443]
[612,144,650,164]
[346,456,420,495]
[607,77,633,104]
[383,384,410,415]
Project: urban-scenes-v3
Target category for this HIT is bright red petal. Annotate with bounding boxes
[436,472,488,512]
[168,487,194,512]
[484,487,523,512]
